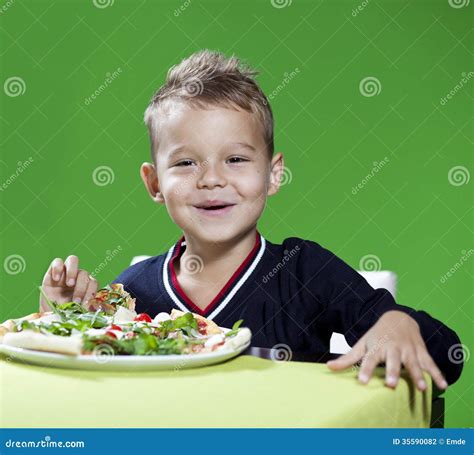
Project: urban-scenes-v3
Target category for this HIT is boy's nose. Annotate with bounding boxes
[196,163,227,189]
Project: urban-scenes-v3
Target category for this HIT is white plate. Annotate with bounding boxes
[0,329,251,371]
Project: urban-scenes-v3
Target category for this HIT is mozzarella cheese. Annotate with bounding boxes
[113,306,137,323]
[204,333,225,348]
[151,312,171,326]
[32,313,62,325]
[85,328,107,337]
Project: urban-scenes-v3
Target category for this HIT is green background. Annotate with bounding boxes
[0,0,472,427]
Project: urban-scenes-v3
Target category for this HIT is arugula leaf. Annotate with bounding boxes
[57,301,86,314]
[76,311,109,328]
[225,319,244,338]
[82,333,186,356]
[15,320,40,333]
[39,287,67,322]
[158,313,198,337]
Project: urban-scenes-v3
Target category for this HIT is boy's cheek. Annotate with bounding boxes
[160,178,192,200]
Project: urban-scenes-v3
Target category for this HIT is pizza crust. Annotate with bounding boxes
[0,312,45,342]
[224,327,251,351]
[2,330,83,356]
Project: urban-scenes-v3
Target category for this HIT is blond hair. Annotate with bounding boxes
[144,49,274,160]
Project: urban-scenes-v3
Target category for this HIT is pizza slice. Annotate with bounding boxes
[170,309,222,335]
[0,284,251,358]
[83,283,136,314]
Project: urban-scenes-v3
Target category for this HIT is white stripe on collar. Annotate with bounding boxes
[162,234,266,320]
[162,242,188,313]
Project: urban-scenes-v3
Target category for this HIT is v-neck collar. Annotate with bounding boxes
[162,231,266,319]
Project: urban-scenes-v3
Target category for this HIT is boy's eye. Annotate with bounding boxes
[175,160,195,167]
[228,157,248,164]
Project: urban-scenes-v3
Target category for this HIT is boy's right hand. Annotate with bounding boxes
[39,256,99,312]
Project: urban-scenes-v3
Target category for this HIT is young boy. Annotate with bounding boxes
[40,50,463,390]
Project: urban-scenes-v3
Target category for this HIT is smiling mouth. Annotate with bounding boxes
[198,204,233,210]
[193,203,236,216]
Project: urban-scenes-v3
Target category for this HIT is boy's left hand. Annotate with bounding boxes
[327,310,448,391]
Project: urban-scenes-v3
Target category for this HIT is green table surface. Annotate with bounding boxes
[0,354,431,428]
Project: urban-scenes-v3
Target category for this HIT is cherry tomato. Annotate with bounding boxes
[197,319,207,335]
[134,313,152,323]
[107,324,122,331]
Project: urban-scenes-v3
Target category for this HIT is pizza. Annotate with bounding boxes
[0,284,251,357]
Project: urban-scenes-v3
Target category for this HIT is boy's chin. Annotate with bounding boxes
[184,225,244,245]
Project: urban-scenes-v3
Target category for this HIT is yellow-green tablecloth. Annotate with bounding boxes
[0,355,431,428]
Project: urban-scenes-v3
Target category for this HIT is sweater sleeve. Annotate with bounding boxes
[298,239,464,385]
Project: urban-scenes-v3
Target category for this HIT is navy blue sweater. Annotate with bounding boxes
[112,232,463,384]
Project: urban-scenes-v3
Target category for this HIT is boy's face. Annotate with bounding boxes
[141,102,283,244]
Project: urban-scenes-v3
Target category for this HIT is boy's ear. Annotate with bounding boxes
[140,162,165,204]
[267,152,284,196]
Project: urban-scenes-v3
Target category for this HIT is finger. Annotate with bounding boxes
[47,258,64,283]
[385,348,401,388]
[327,339,366,371]
[418,350,448,390]
[82,276,98,304]
[57,266,68,288]
[71,270,90,303]
[64,255,79,287]
[358,351,381,384]
[404,352,427,391]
